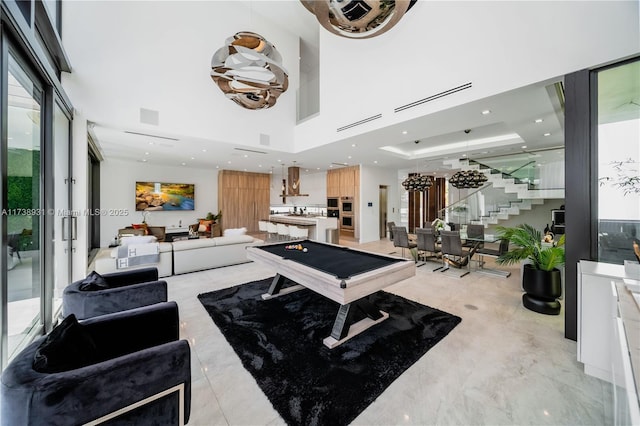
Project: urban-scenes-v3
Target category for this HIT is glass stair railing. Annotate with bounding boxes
[438,182,523,227]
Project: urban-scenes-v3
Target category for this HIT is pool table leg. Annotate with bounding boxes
[261,273,305,300]
[329,298,386,341]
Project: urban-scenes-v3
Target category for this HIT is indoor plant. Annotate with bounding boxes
[495,224,566,315]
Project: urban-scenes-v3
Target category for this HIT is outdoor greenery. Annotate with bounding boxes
[496,224,566,272]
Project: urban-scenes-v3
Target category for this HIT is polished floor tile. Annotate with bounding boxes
[166,239,610,426]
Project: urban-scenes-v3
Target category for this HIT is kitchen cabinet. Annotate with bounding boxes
[218,170,270,232]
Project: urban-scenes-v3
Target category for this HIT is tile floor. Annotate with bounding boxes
[167,238,611,426]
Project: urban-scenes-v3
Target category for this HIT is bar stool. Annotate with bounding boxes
[289,226,309,240]
[276,223,290,241]
[267,222,278,241]
[258,220,269,240]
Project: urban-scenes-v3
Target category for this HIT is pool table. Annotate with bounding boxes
[246,240,416,348]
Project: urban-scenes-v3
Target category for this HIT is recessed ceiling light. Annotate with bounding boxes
[402,130,407,135]
[149,142,154,145]
[481,151,489,154]
[316,167,320,170]
[374,160,378,164]
[544,132,551,137]
[481,109,491,115]
[243,169,247,171]
[181,162,186,166]
[243,154,248,158]
[329,165,333,168]
[227,160,231,164]
[190,157,195,160]
[347,156,352,159]
[145,152,149,155]
[202,149,207,152]
[535,118,543,123]
[462,153,467,157]
[142,159,147,162]
[305,169,309,172]
[521,145,527,149]
[537,163,542,167]
[216,165,219,169]
[351,144,357,147]
[258,164,262,168]
[277,159,281,162]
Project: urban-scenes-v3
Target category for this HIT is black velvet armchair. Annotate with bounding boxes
[0,302,191,425]
[62,267,168,320]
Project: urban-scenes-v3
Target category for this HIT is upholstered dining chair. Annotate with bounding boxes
[440,230,475,277]
[464,224,485,249]
[387,221,396,240]
[1,302,191,426]
[392,226,417,261]
[416,227,443,271]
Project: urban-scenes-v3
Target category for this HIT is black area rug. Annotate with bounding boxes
[197,277,461,426]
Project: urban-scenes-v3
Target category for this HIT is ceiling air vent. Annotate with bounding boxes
[394,82,472,113]
[337,113,382,132]
[124,131,179,141]
[234,148,268,154]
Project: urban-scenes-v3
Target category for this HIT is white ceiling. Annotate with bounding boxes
[86,1,570,178]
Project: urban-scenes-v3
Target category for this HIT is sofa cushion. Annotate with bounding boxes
[223,227,247,236]
[120,235,157,246]
[172,238,217,251]
[79,271,109,291]
[212,235,254,246]
[32,314,99,373]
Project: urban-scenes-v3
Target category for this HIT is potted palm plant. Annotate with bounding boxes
[495,224,566,315]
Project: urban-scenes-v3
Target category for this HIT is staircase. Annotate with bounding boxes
[442,158,564,227]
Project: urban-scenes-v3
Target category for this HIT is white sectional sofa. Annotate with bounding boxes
[89,235,263,277]
[172,235,263,275]
[91,242,174,278]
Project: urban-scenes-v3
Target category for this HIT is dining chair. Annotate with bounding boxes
[392,226,417,261]
[464,224,485,249]
[416,227,443,271]
[387,221,396,240]
[440,230,475,277]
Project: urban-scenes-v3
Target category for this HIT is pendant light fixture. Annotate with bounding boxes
[211,31,289,110]
[300,0,416,39]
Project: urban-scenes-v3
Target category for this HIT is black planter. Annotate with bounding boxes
[522,264,562,315]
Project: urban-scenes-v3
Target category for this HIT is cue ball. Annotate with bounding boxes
[303,248,308,252]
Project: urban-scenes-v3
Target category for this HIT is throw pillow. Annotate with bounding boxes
[32,314,99,373]
[199,219,213,232]
[223,227,247,236]
[79,271,109,291]
[132,223,149,235]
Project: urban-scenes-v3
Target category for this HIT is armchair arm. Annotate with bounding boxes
[1,340,191,425]
[102,267,159,287]
[81,301,179,360]
[63,280,168,320]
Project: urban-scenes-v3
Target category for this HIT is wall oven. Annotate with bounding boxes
[327,197,339,218]
[341,215,354,231]
[340,196,353,213]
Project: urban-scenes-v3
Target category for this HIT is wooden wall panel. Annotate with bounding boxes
[218,170,271,232]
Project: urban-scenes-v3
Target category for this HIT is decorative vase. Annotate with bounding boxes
[521,264,562,315]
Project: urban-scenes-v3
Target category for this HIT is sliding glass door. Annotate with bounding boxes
[5,52,43,359]
[596,59,640,264]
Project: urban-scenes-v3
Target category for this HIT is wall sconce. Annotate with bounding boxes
[211,31,288,110]
[300,0,416,39]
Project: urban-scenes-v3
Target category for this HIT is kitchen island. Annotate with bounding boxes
[268,215,338,242]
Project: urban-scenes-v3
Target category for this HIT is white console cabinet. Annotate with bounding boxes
[577,260,625,382]
[578,260,640,425]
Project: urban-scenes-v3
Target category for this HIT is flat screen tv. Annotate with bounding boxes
[135,181,195,211]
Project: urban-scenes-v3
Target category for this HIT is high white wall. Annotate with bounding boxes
[360,165,402,244]
[71,115,89,281]
[295,1,640,151]
[61,1,300,151]
[99,159,218,247]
